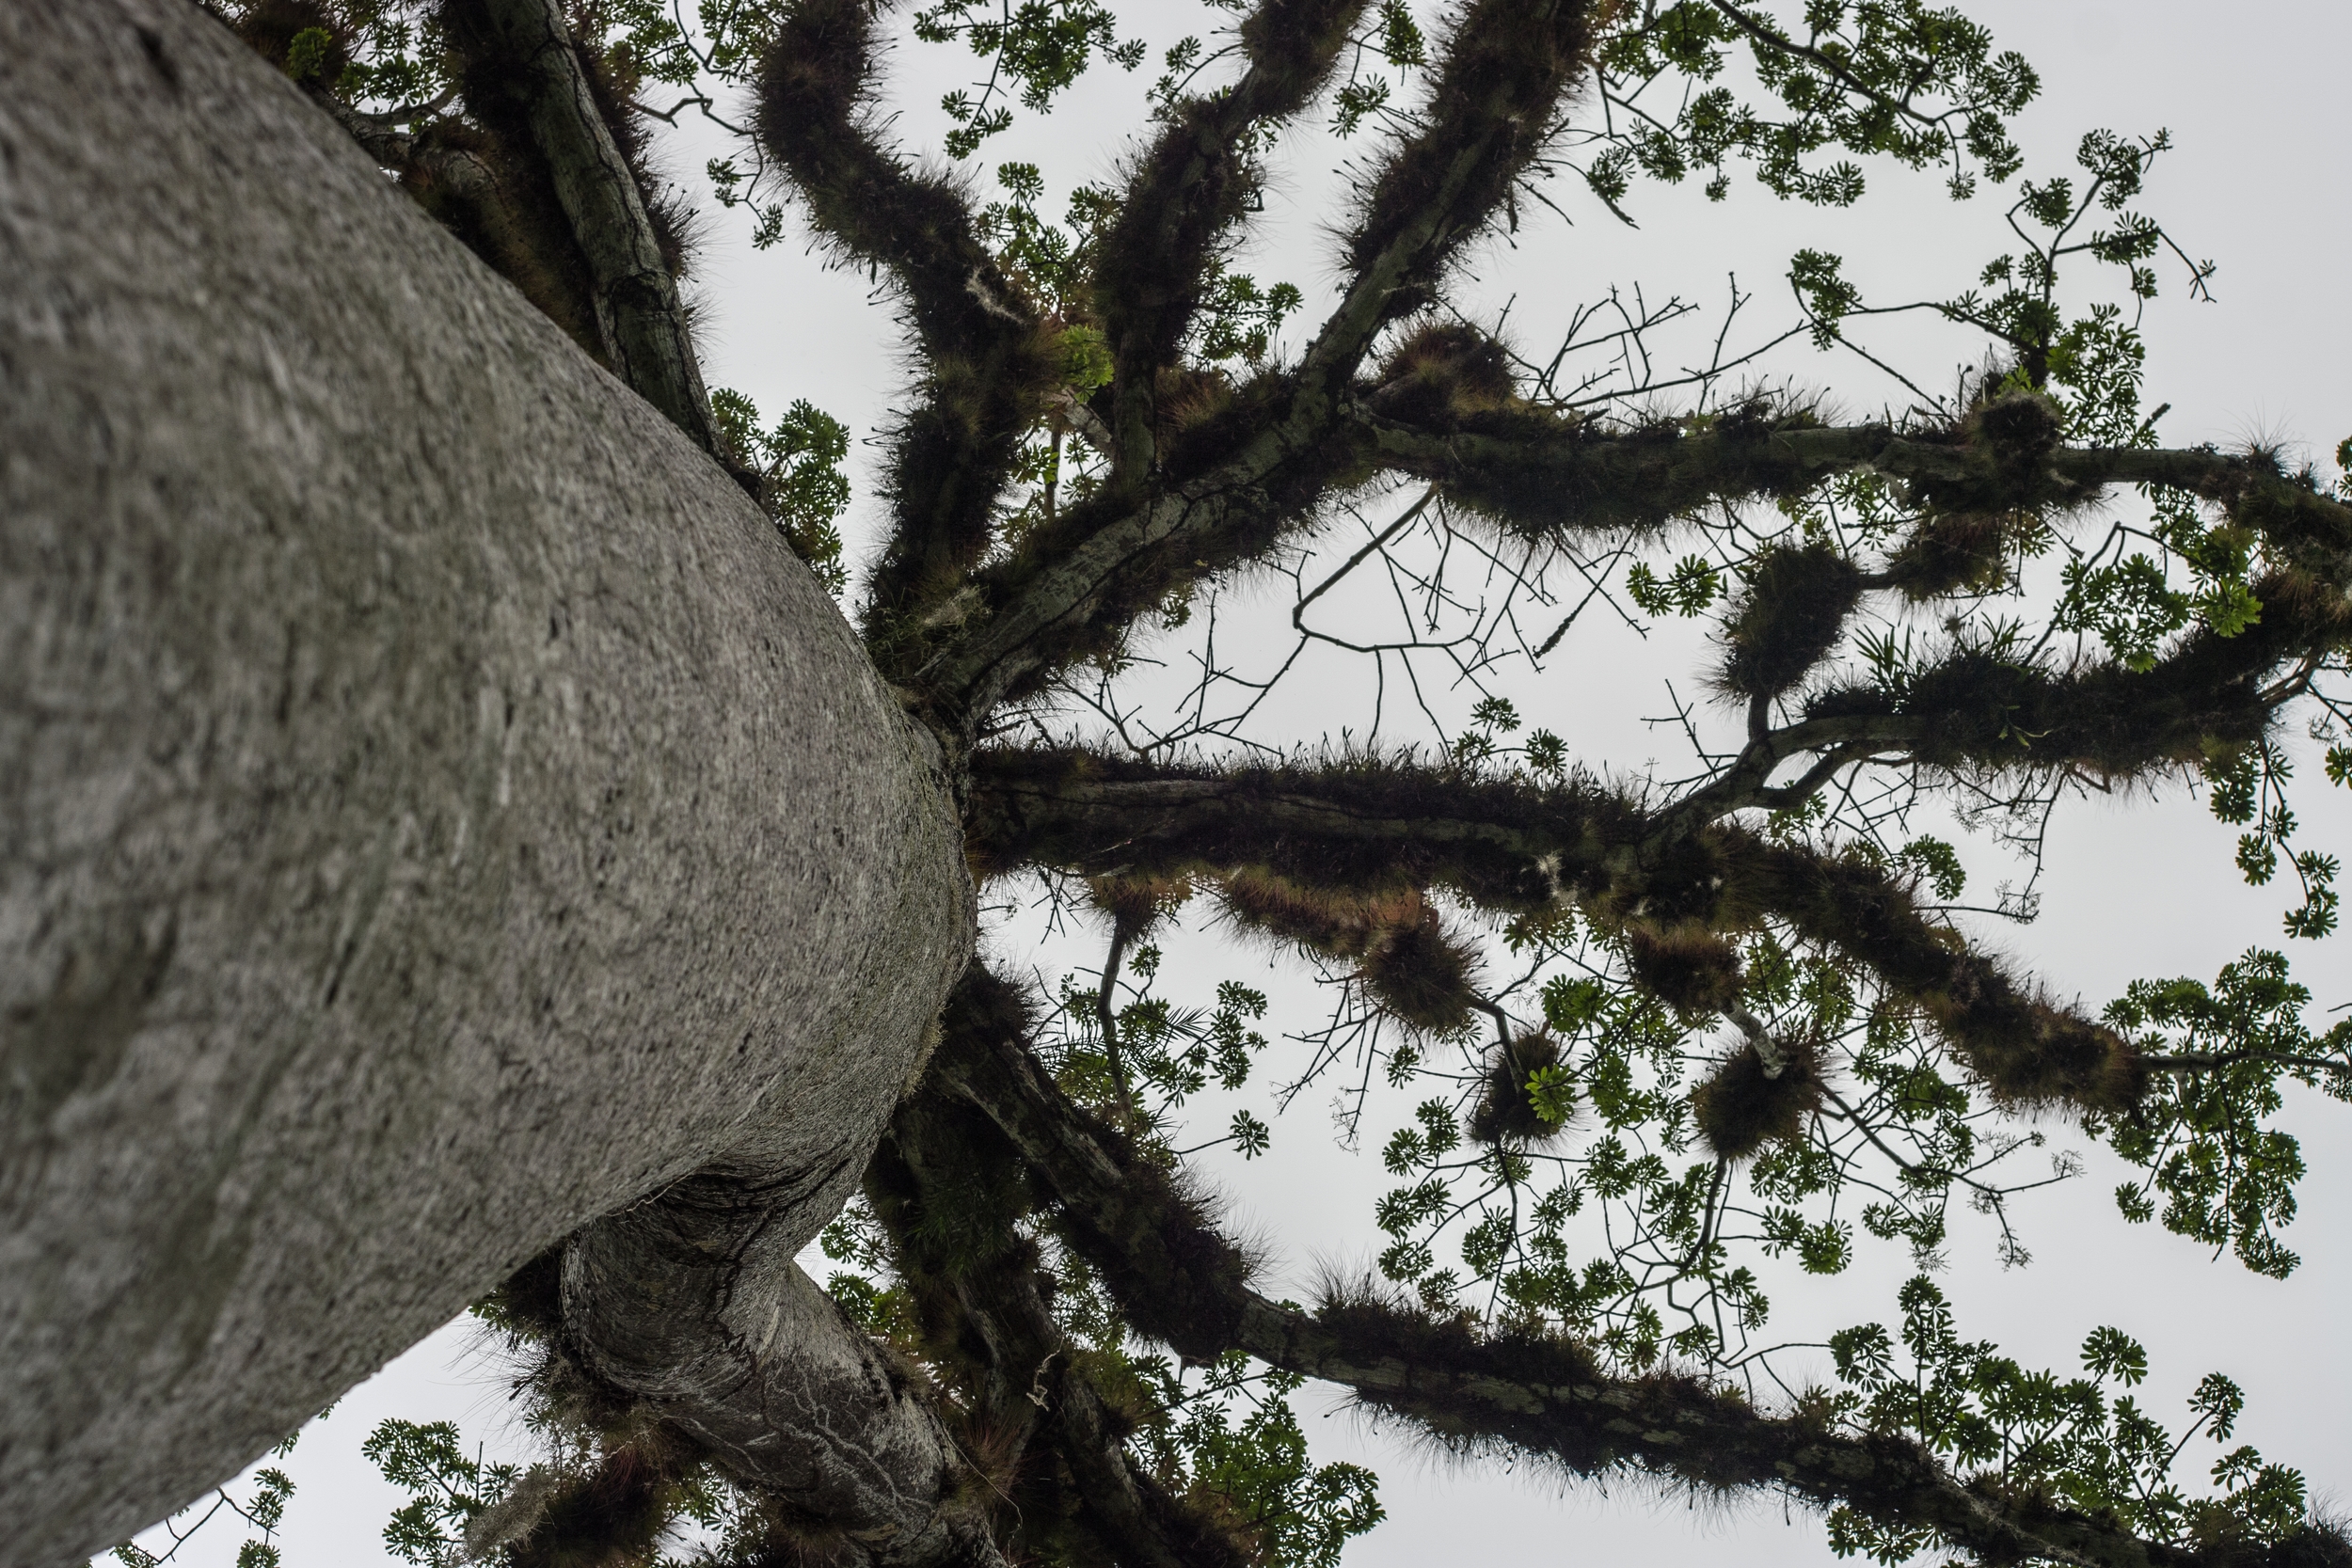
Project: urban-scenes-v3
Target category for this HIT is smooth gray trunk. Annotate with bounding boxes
[0,5,973,1565]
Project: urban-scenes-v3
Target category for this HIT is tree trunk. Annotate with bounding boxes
[0,5,974,1564]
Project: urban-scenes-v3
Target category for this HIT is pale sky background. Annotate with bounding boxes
[122,2,2352,1564]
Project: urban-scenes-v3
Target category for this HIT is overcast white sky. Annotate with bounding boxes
[124,2,2352,1563]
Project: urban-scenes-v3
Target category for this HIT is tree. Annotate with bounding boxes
[7,1,2350,1567]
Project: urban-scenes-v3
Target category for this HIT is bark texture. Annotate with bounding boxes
[564,1186,1007,1566]
[0,4,972,1564]
[453,0,721,451]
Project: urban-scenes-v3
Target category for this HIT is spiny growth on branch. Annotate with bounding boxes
[755,0,1062,633]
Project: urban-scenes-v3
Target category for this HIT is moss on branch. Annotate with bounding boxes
[1092,0,1366,480]
[1311,0,1603,373]
[755,0,1059,641]
[967,745,2153,1112]
[879,1001,1254,1568]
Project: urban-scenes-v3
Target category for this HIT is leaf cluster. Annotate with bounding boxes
[1826,1277,2312,1562]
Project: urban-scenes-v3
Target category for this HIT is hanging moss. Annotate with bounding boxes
[472,1243,565,1342]
[506,1446,669,1568]
[933,971,1259,1362]
[753,0,1060,637]
[1087,871,1195,932]
[1967,390,2064,491]
[1467,1032,1569,1146]
[1369,322,1519,431]
[1690,1038,1823,1161]
[1720,542,1865,699]
[1216,867,1423,957]
[1742,837,2144,1110]
[1359,906,1481,1032]
[1341,0,1602,325]
[1622,924,1744,1014]
[1881,510,2015,599]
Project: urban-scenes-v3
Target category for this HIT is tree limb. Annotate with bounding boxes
[1091,0,1367,480]
[873,1066,1251,1568]
[1359,404,2352,550]
[1300,0,1605,388]
[966,746,2145,1109]
[442,0,720,451]
[563,1165,1009,1568]
[755,0,1057,637]
[913,0,1610,723]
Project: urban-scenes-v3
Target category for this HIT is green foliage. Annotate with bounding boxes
[282,25,334,80]
[1791,131,2209,458]
[1041,945,1273,1127]
[1894,835,1966,899]
[977,161,1117,310]
[217,0,452,106]
[915,0,1145,159]
[1195,271,1305,367]
[1341,893,2135,1375]
[822,1197,928,1343]
[1626,554,1724,615]
[1825,1277,2308,1561]
[1789,247,1863,346]
[2093,949,2352,1278]
[1137,1357,1383,1568]
[709,388,852,594]
[2203,741,2342,940]
[363,1419,518,1566]
[1589,0,2037,211]
[1328,0,1426,136]
[104,1425,306,1568]
[1953,131,2210,397]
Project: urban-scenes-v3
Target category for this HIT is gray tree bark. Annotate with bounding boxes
[0,4,974,1565]
[562,1187,1006,1567]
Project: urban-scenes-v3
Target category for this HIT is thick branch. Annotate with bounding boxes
[1300,0,1603,387]
[563,1168,1007,1568]
[306,88,495,199]
[911,0,1609,721]
[916,417,1361,722]
[1232,1294,2331,1568]
[1371,404,2350,783]
[1729,827,2140,1107]
[930,971,1256,1364]
[443,0,719,451]
[968,747,2142,1109]
[1363,404,2352,570]
[1093,0,1366,477]
[1804,572,2338,782]
[928,376,2352,737]
[874,1060,1249,1568]
[968,747,1613,909]
[755,0,1055,632]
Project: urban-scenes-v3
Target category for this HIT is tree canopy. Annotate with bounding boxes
[135,1,2352,1565]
